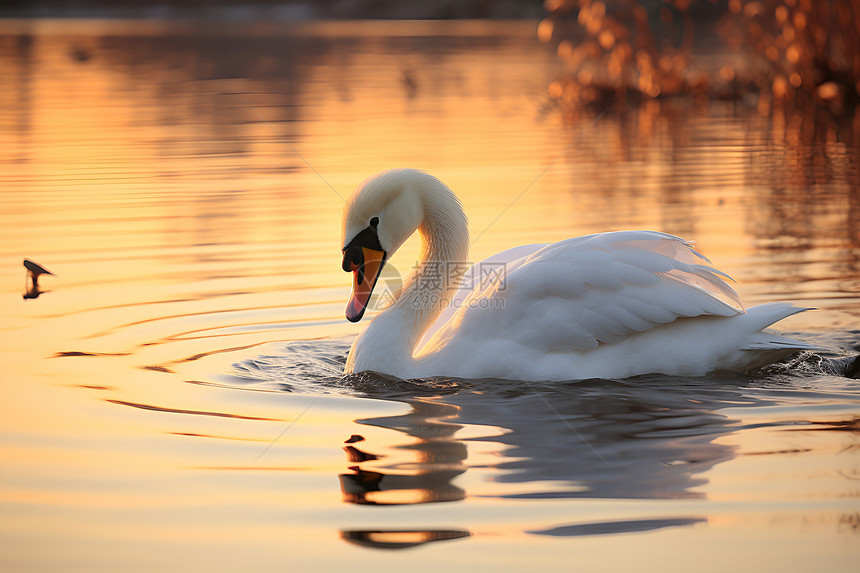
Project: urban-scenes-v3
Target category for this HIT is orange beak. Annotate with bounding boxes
[345,247,386,322]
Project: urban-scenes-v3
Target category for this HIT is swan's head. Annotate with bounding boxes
[341,169,426,322]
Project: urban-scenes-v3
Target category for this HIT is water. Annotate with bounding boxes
[1,19,859,571]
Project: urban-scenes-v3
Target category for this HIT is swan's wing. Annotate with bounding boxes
[419,231,744,355]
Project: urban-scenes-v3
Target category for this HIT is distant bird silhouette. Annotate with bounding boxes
[23,259,54,299]
[400,69,418,97]
[69,46,91,62]
[23,259,54,287]
[22,259,55,299]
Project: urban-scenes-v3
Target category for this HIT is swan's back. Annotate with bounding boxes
[416,231,811,380]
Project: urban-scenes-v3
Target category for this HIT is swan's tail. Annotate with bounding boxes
[739,302,816,351]
[725,302,816,372]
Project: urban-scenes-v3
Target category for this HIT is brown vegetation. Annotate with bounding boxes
[541,0,860,115]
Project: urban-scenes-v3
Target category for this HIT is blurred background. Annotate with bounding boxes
[4,0,857,120]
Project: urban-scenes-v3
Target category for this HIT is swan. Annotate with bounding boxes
[340,169,813,381]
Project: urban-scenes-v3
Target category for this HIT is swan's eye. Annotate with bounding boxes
[370,217,379,229]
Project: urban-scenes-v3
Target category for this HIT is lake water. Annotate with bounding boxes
[1,19,859,572]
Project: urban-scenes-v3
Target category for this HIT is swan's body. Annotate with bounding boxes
[340,169,812,381]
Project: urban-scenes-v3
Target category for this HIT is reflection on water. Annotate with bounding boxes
[253,345,860,552]
[1,19,859,571]
[340,529,471,550]
[22,284,47,299]
[340,374,749,504]
[340,399,467,505]
[528,517,705,537]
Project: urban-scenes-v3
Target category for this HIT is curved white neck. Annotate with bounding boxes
[345,182,469,377]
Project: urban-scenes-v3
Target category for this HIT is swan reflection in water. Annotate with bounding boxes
[339,529,471,550]
[339,399,468,506]
[338,396,473,550]
[338,374,757,548]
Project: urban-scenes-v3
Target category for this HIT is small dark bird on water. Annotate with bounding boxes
[401,69,418,97]
[23,259,54,287]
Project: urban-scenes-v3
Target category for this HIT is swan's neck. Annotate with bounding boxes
[346,184,469,377]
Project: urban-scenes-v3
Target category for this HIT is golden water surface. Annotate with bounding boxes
[1,19,859,572]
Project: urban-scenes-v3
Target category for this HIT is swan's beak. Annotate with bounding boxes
[343,246,386,322]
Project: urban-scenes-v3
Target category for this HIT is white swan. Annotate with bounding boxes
[340,169,813,381]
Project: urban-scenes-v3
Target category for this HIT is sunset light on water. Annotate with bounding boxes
[1,9,858,572]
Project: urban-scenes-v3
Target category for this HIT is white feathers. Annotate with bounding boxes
[421,231,745,357]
